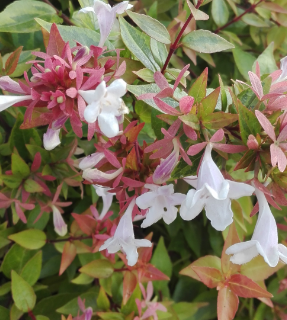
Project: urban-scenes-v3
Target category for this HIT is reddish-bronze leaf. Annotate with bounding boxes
[217,286,239,320]
[180,255,221,281]
[125,122,145,144]
[202,112,238,130]
[59,241,77,275]
[221,223,241,276]
[72,213,97,236]
[126,147,140,171]
[5,46,23,75]
[47,23,66,56]
[228,274,273,298]
[191,266,223,288]
[123,271,137,305]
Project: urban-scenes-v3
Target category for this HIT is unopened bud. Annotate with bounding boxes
[247,134,259,150]
[74,46,90,62]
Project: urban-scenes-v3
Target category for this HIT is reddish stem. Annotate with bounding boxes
[46,235,93,243]
[214,0,265,34]
[28,311,36,320]
[161,1,202,73]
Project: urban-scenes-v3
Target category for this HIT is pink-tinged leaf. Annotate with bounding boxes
[121,177,145,188]
[154,71,170,90]
[141,265,170,282]
[255,110,276,141]
[191,266,223,288]
[179,145,193,166]
[270,144,287,172]
[156,87,174,98]
[250,201,259,217]
[210,129,224,142]
[221,223,241,275]
[215,144,247,153]
[228,274,273,298]
[183,123,197,140]
[248,71,263,100]
[72,213,97,236]
[5,46,23,75]
[123,271,137,305]
[15,202,27,223]
[167,118,182,137]
[255,61,260,78]
[47,23,65,56]
[174,64,190,91]
[187,142,207,156]
[154,97,182,115]
[267,96,287,110]
[180,255,222,281]
[265,193,281,210]
[104,149,121,168]
[31,152,41,172]
[179,96,194,114]
[217,286,239,320]
[271,183,287,206]
[137,93,157,100]
[114,61,126,78]
[59,241,77,275]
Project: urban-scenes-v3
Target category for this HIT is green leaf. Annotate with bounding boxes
[127,11,171,44]
[97,287,110,311]
[182,30,234,53]
[11,153,30,178]
[79,259,114,278]
[135,101,152,123]
[0,306,9,320]
[219,75,227,112]
[188,68,208,103]
[10,50,38,78]
[2,244,35,278]
[237,100,263,144]
[1,175,22,189]
[0,282,11,296]
[4,46,23,75]
[202,112,238,129]
[24,179,45,193]
[97,312,124,320]
[20,251,42,286]
[35,19,113,50]
[151,108,169,139]
[56,292,98,316]
[36,316,50,320]
[179,114,200,130]
[10,303,23,320]
[252,42,277,75]
[150,38,168,68]
[151,237,172,278]
[0,0,62,33]
[8,229,46,250]
[233,47,256,80]
[211,0,229,27]
[119,16,159,72]
[200,87,221,117]
[133,68,155,82]
[11,271,36,312]
[242,13,270,27]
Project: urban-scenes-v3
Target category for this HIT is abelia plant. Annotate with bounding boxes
[1,0,287,320]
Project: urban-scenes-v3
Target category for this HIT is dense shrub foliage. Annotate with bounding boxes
[1,0,287,320]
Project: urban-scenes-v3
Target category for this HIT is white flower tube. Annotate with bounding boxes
[226,188,287,267]
[180,143,255,231]
[0,95,32,112]
[52,205,68,237]
[99,198,152,266]
[93,185,115,219]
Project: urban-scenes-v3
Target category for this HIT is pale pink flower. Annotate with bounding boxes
[226,187,287,267]
[52,205,67,237]
[255,110,287,172]
[93,185,115,220]
[99,198,152,266]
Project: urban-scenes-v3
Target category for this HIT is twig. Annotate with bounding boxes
[28,311,36,320]
[46,235,93,243]
[42,0,75,26]
[161,0,203,73]
[214,0,265,34]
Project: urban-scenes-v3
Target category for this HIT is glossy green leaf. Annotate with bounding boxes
[233,47,256,80]
[119,16,159,72]
[188,67,208,103]
[20,251,42,286]
[8,229,46,250]
[212,0,229,27]
[242,13,270,27]
[127,11,170,44]
[11,153,30,178]
[150,38,168,68]
[0,306,9,320]
[12,271,36,312]
[252,42,277,75]
[24,179,45,193]
[79,259,114,278]
[133,68,155,82]
[0,1,62,33]
[182,30,234,53]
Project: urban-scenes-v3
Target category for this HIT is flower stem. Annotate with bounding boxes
[28,311,36,320]
[46,235,93,243]
[214,0,265,34]
[161,1,202,74]
[42,0,75,26]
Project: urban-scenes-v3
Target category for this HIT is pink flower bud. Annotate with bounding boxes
[247,134,259,150]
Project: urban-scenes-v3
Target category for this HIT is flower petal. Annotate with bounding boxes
[136,192,157,210]
[107,79,127,98]
[0,95,32,112]
[270,144,287,172]
[98,111,120,138]
[79,81,106,104]
[79,152,105,170]
[227,180,255,199]
[180,189,205,221]
[52,205,67,237]
[43,128,61,151]
[79,6,95,13]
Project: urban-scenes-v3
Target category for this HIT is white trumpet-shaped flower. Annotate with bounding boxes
[80,0,133,47]
[180,143,255,231]
[43,128,61,151]
[79,80,129,138]
[136,184,186,228]
[93,185,115,220]
[52,205,68,237]
[99,198,152,266]
[226,188,287,267]
[0,94,32,112]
